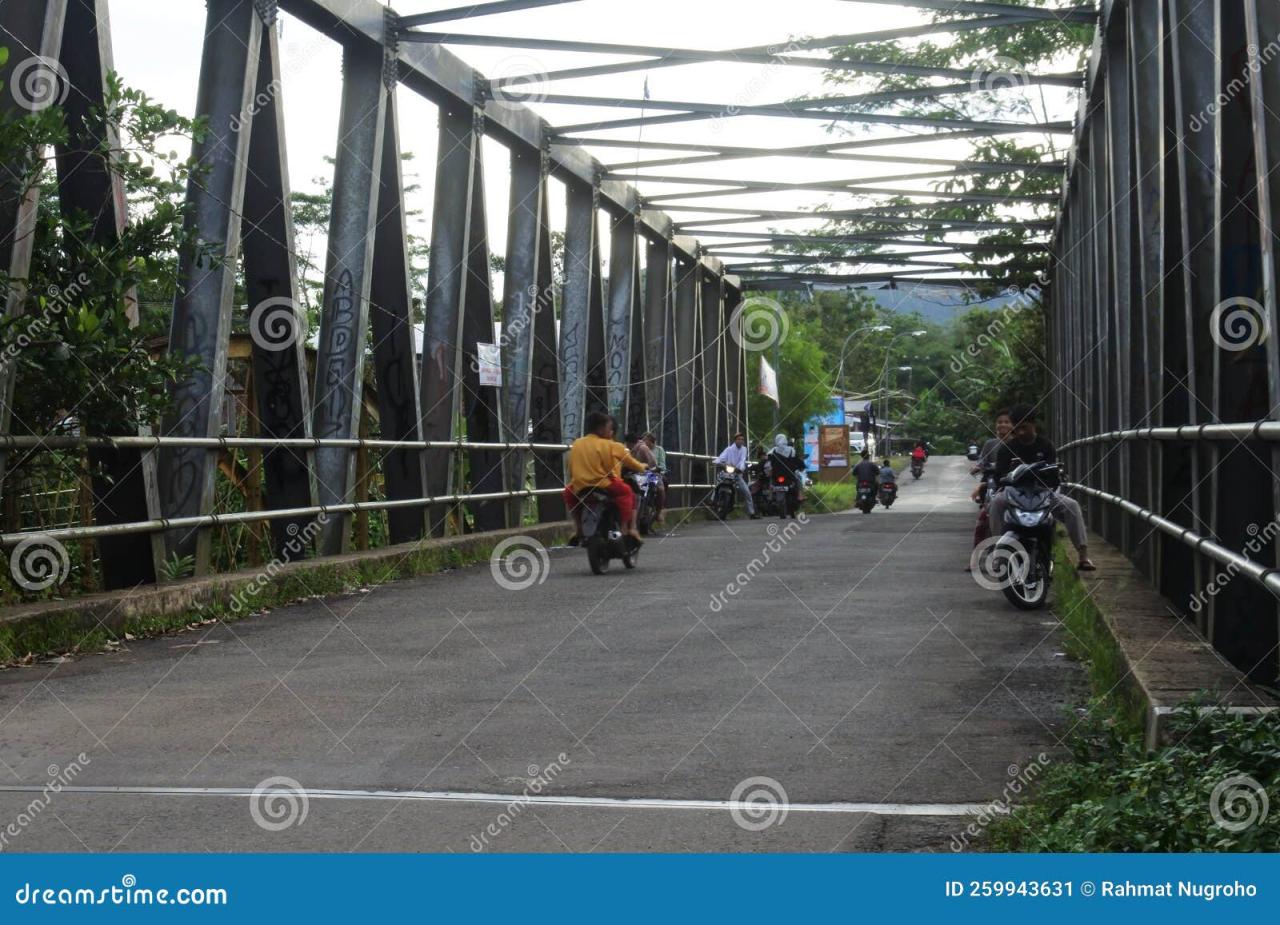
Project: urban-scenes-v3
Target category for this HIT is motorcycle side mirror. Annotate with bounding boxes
[966,444,980,461]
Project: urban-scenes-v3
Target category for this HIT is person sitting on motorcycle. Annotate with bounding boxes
[910,442,928,467]
[642,432,668,525]
[969,409,1013,554]
[987,404,1095,571]
[768,434,805,505]
[563,411,648,545]
[853,451,880,488]
[879,458,896,484]
[715,432,758,518]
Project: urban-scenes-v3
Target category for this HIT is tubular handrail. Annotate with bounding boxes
[1062,481,1280,600]
[1060,421,1280,450]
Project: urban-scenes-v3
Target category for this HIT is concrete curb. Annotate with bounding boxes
[1074,530,1278,749]
[0,521,574,654]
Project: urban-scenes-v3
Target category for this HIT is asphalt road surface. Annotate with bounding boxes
[0,456,1084,852]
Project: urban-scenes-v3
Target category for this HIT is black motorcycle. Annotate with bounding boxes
[910,457,924,480]
[974,461,999,507]
[770,468,799,519]
[633,468,663,535]
[579,489,639,575]
[878,480,897,508]
[713,463,739,520]
[987,461,1060,610]
[748,461,777,517]
[856,479,877,514]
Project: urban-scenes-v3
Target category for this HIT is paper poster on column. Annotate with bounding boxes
[477,343,502,387]
[758,355,779,405]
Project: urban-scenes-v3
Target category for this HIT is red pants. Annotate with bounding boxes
[564,477,634,523]
[973,506,990,547]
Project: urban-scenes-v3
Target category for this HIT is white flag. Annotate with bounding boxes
[758,355,779,405]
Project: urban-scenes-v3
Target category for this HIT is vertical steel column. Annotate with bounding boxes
[723,283,743,440]
[368,85,428,544]
[500,141,544,526]
[586,197,608,417]
[626,252,647,438]
[1246,0,1280,681]
[421,104,478,535]
[528,157,564,522]
[1156,0,1194,611]
[559,179,596,442]
[240,5,317,556]
[605,211,637,422]
[673,256,698,502]
[1104,14,1132,553]
[1088,107,1109,536]
[660,243,680,454]
[1212,0,1274,679]
[1169,0,1219,636]
[1128,0,1162,577]
[643,237,670,438]
[701,271,721,455]
[54,0,162,588]
[0,0,66,497]
[457,126,508,532]
[311,41,387,556]
[159,0,262,571]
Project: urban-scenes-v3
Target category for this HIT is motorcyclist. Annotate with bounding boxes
[563,411,648,545]
[714,432,758,518]
[910,441,928,467]
[987,404,1096,571]
[767,434,805,508]
[853,451,880,488]
[878,458,897,484]
[969,409,1012,553]
[641,432,668,525]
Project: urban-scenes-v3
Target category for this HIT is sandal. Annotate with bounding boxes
[1077,558,1097,572]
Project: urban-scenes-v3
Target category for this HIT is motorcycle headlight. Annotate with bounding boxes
[1014,510,1047,527]
[724,465,735,475]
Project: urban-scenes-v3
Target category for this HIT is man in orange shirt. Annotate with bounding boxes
[563,411,648,544]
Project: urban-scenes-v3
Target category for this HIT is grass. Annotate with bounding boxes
[0,528,569,668]
[981,533,1280,851]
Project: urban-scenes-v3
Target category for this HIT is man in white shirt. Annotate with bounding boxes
[714,432,758,517]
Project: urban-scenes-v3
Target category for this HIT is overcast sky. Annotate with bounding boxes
[104,0,1077,283]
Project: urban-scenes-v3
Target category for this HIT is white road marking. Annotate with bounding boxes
[0,785,994,816]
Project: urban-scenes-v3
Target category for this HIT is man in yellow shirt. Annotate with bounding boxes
[563,412,648,544]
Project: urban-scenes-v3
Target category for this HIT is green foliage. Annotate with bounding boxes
[0,73,205,439]
[986,705,1280,852]
[159,552,196,582]
[746,314,833,441]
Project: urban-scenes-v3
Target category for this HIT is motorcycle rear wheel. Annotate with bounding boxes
[586,536,609,575]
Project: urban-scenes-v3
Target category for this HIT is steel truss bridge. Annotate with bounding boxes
[1,0,1279,684]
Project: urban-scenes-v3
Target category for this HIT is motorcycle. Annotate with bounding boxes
[856,479,877,514]
[713,463,739,520]
[988,461,1060,610]
[910,457,925,480]
[771,468,799,519]
[748,461,777,517]
[974,461,999,508]
[579,488,639,575]
[633,468,663,535]
[878,480,897,508]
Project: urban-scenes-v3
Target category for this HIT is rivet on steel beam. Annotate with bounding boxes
[382,8,401,88]
[252,0,278,27]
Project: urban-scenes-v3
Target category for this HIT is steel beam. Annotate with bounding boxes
[644,238,672,440]
[159,0,262,571]
[605,214,638,420]
[559,179,596,443]
[398,0,583,26]
[368,88,428,545]
[240,10,317,557]
[528,170,564,522]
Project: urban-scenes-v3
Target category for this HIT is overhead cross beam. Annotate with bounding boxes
[398,0,584,27]
[841,0,1097,24]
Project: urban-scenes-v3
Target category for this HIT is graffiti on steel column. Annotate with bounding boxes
[530,358,560,442]
[560,318,584,438]
[606,331,628,410]
[317,268,356,437]
[258,345,303,436]
[163,307,212,513]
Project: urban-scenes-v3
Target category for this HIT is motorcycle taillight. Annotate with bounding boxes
[776,477,785,484]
